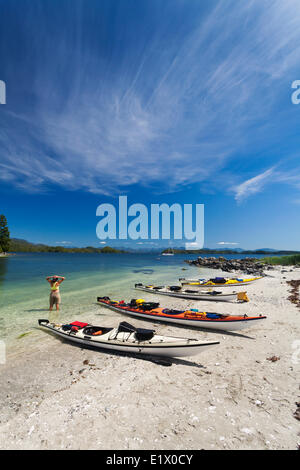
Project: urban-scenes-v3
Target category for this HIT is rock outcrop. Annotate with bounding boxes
[184,256,274,275]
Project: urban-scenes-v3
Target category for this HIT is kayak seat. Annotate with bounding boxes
[117,321,137,333]
[116,321,155,341]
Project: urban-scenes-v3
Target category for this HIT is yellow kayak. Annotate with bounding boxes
[179,276,263,288]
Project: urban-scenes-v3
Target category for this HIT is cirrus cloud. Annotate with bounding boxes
[1,1,300,199]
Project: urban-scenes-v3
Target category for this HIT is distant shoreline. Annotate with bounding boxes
[6,238,300,255]
[161,248,300,255]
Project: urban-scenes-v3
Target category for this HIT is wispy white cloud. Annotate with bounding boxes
[233,164,300,203]
[1,1,300,196]
[233,167,276,203]
[185,241,203,250]
[217,242,239,245]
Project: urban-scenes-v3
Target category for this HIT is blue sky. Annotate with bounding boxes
[0,0,300,249]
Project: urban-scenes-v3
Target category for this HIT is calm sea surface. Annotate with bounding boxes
[0,252,268,353]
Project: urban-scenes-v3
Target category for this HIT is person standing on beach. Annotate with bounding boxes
[46,275,65,311]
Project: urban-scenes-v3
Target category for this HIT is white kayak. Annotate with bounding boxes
[38,319,219,358]
[134,283,249,302]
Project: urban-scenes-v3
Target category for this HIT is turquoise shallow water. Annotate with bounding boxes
[0,252,266,353]
[0,253,199,351]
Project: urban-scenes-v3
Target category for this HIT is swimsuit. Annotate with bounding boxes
[50,282,61,306]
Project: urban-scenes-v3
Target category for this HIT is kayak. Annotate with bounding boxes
[134,283,249,302]
[38,319,219,358]
[179,276,263,288]
[97,298,267,332]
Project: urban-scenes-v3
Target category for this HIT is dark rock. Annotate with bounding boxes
[266,356,280,362]
[294,402,300,421]
[185,256,266,276]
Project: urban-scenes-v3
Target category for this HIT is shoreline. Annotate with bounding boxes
[0,266,299,449]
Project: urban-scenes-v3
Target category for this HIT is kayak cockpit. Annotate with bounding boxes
[82,326,113,336]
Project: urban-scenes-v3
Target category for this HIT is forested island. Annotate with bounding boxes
[0,214,124,254]
[9,238,124,253]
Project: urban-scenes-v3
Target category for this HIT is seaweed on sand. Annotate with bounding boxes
[286,280,300,309]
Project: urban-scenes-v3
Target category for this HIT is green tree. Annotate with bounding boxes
[0,215,10,253]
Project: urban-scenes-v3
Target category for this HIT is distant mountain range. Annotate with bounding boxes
[8,238,299,255]
[161,247,300,255]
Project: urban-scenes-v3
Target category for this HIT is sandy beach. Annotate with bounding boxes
[0,266,299,450]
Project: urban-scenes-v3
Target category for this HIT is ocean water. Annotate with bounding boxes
[0,252,265,354]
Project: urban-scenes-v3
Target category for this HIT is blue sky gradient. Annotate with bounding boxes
[0,0,300,249]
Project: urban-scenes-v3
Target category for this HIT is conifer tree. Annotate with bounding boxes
[0,215,10,253]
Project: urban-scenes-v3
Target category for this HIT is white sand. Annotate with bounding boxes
[0,267,299,450]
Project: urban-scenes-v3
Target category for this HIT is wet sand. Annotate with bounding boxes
[0,267,299,450]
